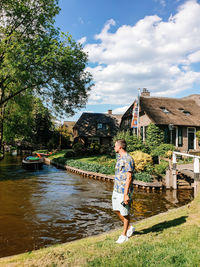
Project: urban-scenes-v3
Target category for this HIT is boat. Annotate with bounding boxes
[22,156,43,170]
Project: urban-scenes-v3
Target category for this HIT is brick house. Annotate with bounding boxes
[120,89,200,152]
[73,110,122,146]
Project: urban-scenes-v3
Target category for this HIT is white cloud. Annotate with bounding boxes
[112,106,129,114]
[84,0,200,106]
[78,36,87,45]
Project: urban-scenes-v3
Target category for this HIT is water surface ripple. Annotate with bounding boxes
[0,154,193,257]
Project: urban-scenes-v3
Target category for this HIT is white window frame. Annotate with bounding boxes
[187,127,196,150]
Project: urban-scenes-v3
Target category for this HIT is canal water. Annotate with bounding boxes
[0,154,193,258]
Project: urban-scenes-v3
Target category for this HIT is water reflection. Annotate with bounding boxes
[0,154,193,258]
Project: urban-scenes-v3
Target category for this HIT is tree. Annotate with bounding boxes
[32,98,54,147]
[113,130,149,153]
[146,123,164,151]
[3,92,35,144]
[0,0,92,154]
[3,95,54,148]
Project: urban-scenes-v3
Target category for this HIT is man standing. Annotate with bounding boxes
[112,139,135,244]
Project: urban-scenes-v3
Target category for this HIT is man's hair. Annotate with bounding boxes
[115,139,127,150]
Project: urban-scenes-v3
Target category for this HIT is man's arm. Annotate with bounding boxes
[124,171,132,204]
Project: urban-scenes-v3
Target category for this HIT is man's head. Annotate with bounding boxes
[114,139,127,153]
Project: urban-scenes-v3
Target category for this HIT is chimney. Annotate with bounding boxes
[108,109,112,115]
[141,88,150,97]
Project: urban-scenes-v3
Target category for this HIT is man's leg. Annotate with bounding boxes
[114,211,130,235]
[122,215,130,236]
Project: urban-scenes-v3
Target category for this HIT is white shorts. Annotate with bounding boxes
[112,190,131,216]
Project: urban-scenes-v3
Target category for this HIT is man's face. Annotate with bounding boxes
[114,142,120,153]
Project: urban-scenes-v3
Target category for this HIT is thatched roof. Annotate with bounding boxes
[140,96,200,126]
[122,94,200,127]
[182,94,200,107]
[74,112,122,137]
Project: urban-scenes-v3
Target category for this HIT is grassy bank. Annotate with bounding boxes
[1,191,200,266]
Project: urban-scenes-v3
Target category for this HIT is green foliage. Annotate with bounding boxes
[146,123,164,151]
[196,131,200,145]
[4,95,54,148]
[134,172,153,182]
[88,143,101,155]
[113,130,149,153]
[53,157,68,165]
[154,160,169,175]
[72,143,85,155]
[66,159,114,175]
[64,150,75,158]
[3,93,35,143]
[99,145,112,155]
[0,1,92,115]
[0,0,92,153]
[129,151,153,172]
[33,150,49,154]
[151,144,175,158]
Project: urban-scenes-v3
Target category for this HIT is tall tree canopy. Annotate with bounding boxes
[0,0,92,153]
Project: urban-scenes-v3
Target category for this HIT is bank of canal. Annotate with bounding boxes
[0,154,193,258]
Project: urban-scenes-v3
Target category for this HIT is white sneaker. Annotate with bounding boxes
[116,235,128,244]
[127,226,135,237]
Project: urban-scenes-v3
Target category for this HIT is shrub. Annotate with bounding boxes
[86,143,101,155]
[154,160,169,175]
[99,145,112,155]
[146,123,164,151]
[72,142,85,155]
[151,144,175,158]
[53,157,67,165]
[196,131,200,145]
[113,130,150,153]
[134,172,153,182]
[129,151,153,172]
[66,159,114,175]
[64,150,75,158]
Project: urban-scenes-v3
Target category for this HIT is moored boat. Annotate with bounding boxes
[22,156,43,170]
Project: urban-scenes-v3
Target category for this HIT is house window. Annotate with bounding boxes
[97,123,109,130]
[178,127,183,147]
[178,108,191,116]
[97,123,102,129]
[160,106,171,114]
[187,127,196,150]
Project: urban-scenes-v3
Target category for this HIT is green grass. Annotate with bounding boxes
[33,150,49,154]
[47,150,70,160]
[1,188,200,266]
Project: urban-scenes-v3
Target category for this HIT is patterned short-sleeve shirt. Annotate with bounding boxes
[114,153,134,194]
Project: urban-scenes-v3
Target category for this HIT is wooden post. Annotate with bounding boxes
[172,153,177,189]
[194,157,200,197]
[165,169,171,189]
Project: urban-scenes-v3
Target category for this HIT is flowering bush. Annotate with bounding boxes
[129,151,153,172]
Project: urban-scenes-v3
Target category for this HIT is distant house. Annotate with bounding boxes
[120,89,200,152]
[73,110,122,146]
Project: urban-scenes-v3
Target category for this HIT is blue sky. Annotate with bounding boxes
[55,0,200,122]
